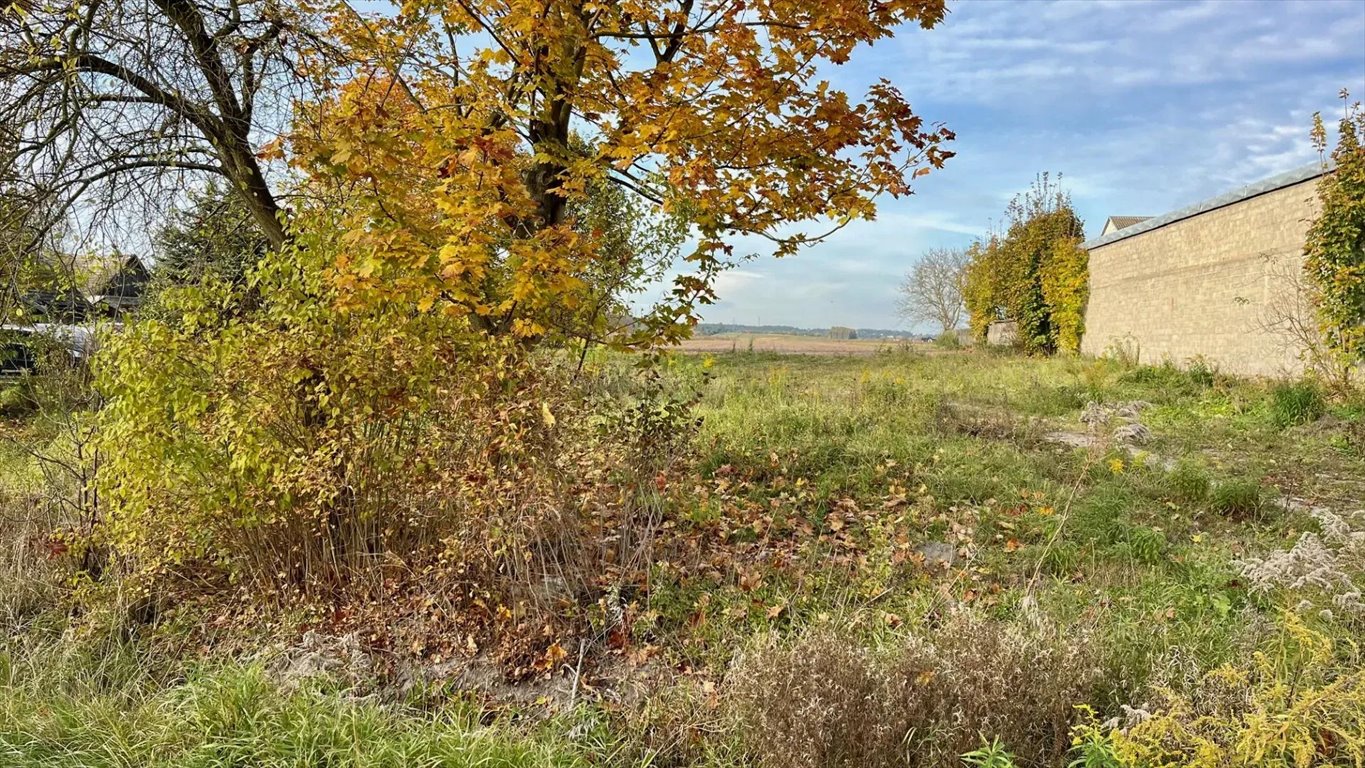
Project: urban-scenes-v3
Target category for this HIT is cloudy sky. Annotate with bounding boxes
[692,0,1365,332]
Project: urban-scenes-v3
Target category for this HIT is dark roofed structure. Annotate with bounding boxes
[88,254,151,317]
[18,287,92,323]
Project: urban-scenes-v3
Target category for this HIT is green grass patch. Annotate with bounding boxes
[1269,379,1327,427]
[0,653,587,768]
[1209,478,1269,520]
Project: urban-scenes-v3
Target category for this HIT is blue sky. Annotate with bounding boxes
[696,0,1365,332]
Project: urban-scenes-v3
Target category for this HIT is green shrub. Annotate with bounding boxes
[0,382,33,417]
[1117,360,1209,397]
[1305,95,1365,363]
[934,330,961,350]
[1070,484,1136,550]
[962,174,1089,355]
[1163,462,1211,505]
[95,237,697,628]
[1041,541,1081,577]
[1344,394,1365,453]
[1209,478,1267,520]
[1269,379,1326,428]
[1122,525,1166,566]
[1185,357,1217,389]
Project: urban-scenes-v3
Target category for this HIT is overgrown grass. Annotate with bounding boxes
[1269,378,1326,427]
[0,648,590,768]
[4,346,1363,766]
[1209,477,1269,520]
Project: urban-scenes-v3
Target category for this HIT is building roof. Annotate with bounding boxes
[1103,216,1150,232]
[88,254,150,300]
[19,288,92,323]
[1083,161,1333,250]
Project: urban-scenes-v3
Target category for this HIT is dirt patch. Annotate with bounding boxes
[265,630,679,713]
[1043,430,1102,450]
[936,401,1038,442]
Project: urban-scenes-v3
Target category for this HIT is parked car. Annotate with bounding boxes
[0,324,99,378]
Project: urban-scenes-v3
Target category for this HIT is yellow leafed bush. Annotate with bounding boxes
[1076,613,1365,768]
[92,220,694,619]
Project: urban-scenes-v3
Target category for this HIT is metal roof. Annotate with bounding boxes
[1083,161,1332,250]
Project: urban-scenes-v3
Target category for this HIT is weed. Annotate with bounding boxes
[1041,541,1081,577]
[729,633,896,768]
[962,737,1017,768]
[1209,478,1267,520]
[731,615,1106,768]
[1117,360,1210,398]
[1066,711,1121,768]
[1162,462,1211,505]
[1269,379,1326,427]
[1102,337,1141,368]
[1185,357,1217,389]
[1085,614,1365,767]
[1121,525,1166,566]
[1241,507,1365,619]
[934,331,962,350]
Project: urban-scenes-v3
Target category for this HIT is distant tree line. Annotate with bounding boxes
[696,323,912,339]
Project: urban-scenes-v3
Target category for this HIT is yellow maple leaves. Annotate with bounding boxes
[292,0,953,347]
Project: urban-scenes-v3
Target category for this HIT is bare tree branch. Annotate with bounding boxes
[0,0,326,251]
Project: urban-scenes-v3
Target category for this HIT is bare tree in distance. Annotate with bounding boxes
[0,0,330,252]
[898,246,970,333]
[1255,252,1357,395]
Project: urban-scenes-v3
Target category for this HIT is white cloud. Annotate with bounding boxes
[688,0,1365,329]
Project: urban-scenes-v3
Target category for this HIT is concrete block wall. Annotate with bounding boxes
[1080,178,1322,377]
[986,320,1018,346]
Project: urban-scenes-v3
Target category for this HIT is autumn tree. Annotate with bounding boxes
[963,174,1087,354]
[92,0,955,607]
[300,0,955,346]
[898,246,969,333]
[1306,91,1365,365]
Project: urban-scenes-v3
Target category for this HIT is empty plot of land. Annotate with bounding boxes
[677,333,918,356]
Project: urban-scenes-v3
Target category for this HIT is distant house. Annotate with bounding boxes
[1099,216,1150,236]
[87,254,151,318]
[17,287,92,324]
[1082,163,1330,376]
